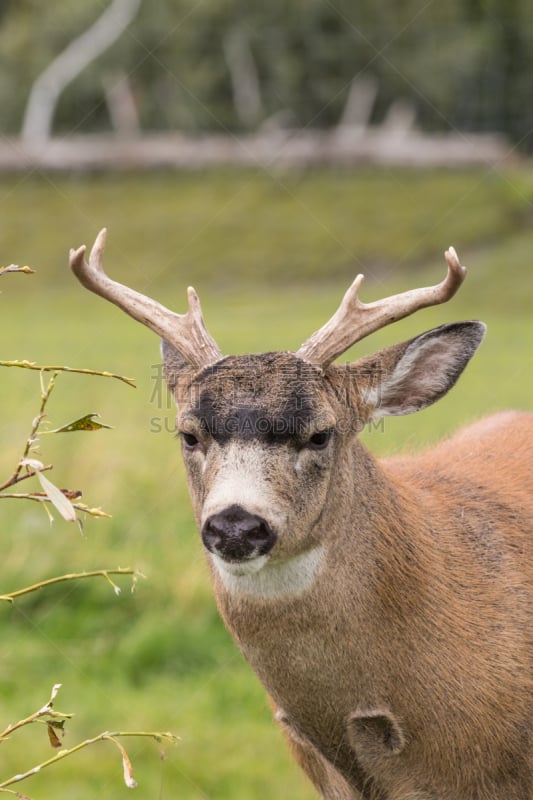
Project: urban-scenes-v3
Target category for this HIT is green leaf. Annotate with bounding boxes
[49,413,113,433]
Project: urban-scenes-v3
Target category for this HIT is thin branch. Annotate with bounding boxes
[0,685,70,742]
[1,372,59,491]
[0,730,178,791]
[0,493,111,518]
[0,464,53,492]
[0,568,138,604]
[0,265,35,277]
[8,488,81,501]
[0,361,135,388]
[0,685,178,792]
[0,367,127,521]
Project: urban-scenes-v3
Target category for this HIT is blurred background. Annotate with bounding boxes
[0,2,531,798]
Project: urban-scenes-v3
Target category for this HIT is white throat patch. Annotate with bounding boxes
[209,545,325,600]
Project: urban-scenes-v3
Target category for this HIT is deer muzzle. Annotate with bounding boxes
[202,504,277,562]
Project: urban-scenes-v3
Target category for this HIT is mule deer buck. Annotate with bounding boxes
[70,229,532,800]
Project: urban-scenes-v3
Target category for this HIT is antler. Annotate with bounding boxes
[69,229,222,369]
[296,248,467,366]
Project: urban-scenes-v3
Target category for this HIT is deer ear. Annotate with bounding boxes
[356,321,486,419]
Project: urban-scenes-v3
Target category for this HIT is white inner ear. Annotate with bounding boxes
[369,336,462,419]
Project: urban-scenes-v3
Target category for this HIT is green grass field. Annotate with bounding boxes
[0,166,532,799]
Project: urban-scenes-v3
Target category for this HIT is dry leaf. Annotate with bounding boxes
[36,471,77,522]
[108,737,138,789]
[47,723,62,749]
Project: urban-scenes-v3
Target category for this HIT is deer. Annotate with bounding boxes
[69,229,532,800]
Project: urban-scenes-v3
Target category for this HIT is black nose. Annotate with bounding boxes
[202,504,276,561]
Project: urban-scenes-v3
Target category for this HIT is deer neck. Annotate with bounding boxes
[206,438,435,784]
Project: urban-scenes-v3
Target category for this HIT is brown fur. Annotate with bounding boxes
[169,337,532,800]
[213,412,532,799]
[276,707,358,799]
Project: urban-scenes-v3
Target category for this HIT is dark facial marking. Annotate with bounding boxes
[184,353,333,446]
[192,397,320,445]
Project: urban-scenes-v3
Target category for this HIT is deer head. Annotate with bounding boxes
[70,229,484,588]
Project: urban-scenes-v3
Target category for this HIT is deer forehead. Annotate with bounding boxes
[177,352,338,440]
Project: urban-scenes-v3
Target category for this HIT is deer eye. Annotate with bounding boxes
[307,429,333,450]
[181,432,200,450]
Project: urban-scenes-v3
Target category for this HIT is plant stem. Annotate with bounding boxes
[0,372,58,491]
[0,731,178,790]
[0,265,35,276]
[0,465,53,493]
[0,684,68,741]
[0,493,111,518]
[0,568,137,603]
[0,360,135,388]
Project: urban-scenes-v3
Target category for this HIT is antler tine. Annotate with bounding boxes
[69,228,222,369]
[296,247,467,367]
